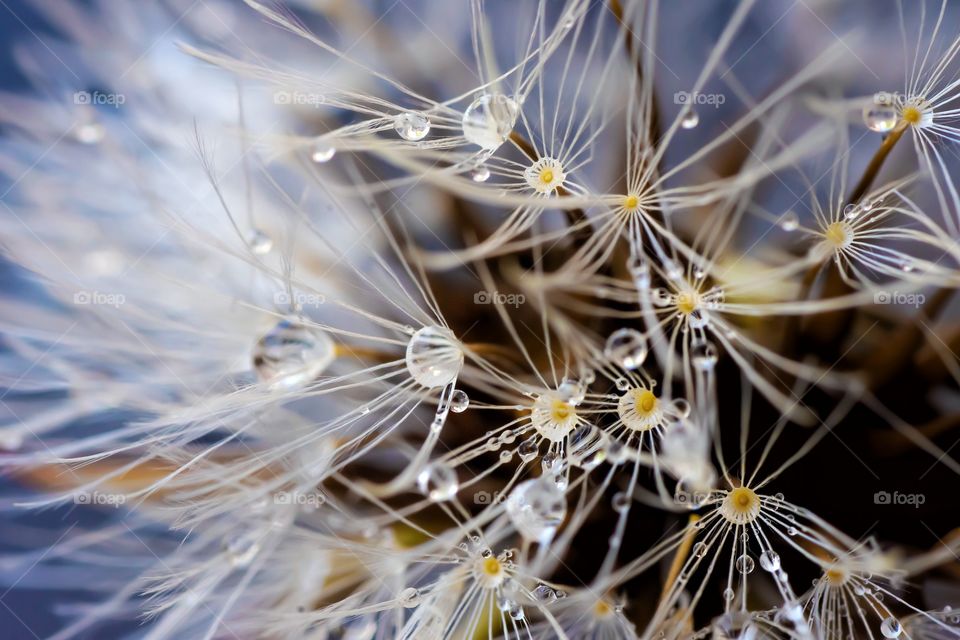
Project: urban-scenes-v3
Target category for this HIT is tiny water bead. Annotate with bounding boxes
[680,108,699,129]
[471,165,491,183]
[604,328,648,370]
[524,157,566,195]
[74,122,106,144]
[691,340,718,371]
[780,210,799,231]
[462,93,519,150]
[712,612,757,640]
[880,616,902,638]
[310,139,336,163]
[405,326,464,388]
[557,378,587,406]
[505,477,567,543]
[394,111,431,141]
[450,389,470,413]
[398,587,421,608]
[222,529,262,567]
[252,318,336,390]
[759,550,780,572]
[735,554,755,574]
[247,229,273,255]
[863,94,898,133]
[416,461,459,502]
[517,437,539,462]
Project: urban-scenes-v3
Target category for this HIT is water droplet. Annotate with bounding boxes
[669,398,691,419]
[508,602,525,620]
[557,378,586,406]
[612,491,631,513]
[568,424,607,470]
[462,94,519,150]
[247,229,273,255]
[222,529,261,567]
[75,122,105,144]
[614,377,630,391]
[398,587,421,608]
[759,550,780,572]
[471,165,490,182]
[499,449,513,463]
[341,616,376,640]
[780,211,799,231]
[604,328,648,370]
[505,478,566,543]
[880,616,902,638]
[681,109,699,129]
[518,437,539,462]
[692,340,718,371]
[863,95,898,133]
[405,326,463,388]
[843,203,860,220]
[252,318,335,389]
[712,612,757,639]
[692,541,707,557]
[450,389,470,413]
[722,587,735,602]
[310,139,336,163]
[736,554,755,574]
[417,461,458,501]
[533,584,557,603]
[394,111,430,141]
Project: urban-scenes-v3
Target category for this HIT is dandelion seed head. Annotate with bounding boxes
[900,97,934,128]
[524,157,566,194]
[823,220,854,250]
[617,387,664,431]
[720,487,762,525]
[531,394,579,442]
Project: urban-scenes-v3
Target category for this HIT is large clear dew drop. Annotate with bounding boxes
[405,326,463,388]
[505,477,566,543]
[462,93,519,150]
[253,318,335,389]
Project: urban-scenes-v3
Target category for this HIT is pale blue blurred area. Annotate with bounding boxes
[0,1,957,638]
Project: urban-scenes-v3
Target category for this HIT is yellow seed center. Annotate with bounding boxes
[824,221,850,247]
[635,389,657,415]
[902,105,922,125]
[623,194,639,211]
[825,567,847,585]
[540,169,554,184]
[551,399,573,421]
[676,291,698,315]
[728,487,758,513]
[594,600,613,617]
[481,556,502,576]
